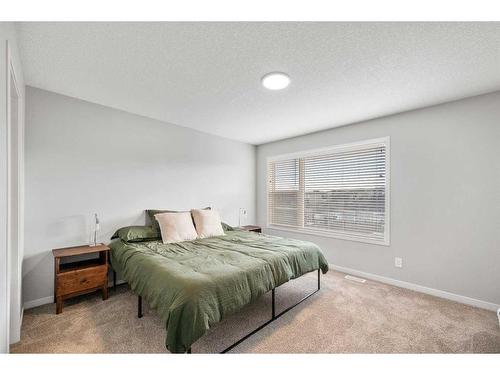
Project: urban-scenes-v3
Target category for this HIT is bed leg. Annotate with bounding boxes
[186,348,192,354]
[113,270,117,291]
[138,295,143,318]
[220,269,321,354]
[271,288,276,319]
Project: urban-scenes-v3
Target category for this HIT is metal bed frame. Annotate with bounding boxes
[115,268,321,354]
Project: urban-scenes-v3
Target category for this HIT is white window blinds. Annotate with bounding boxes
[268,138,390,245]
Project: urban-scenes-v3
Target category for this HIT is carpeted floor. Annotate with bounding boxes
[10,270,500,354]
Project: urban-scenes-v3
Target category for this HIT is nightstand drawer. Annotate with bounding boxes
[56,265,107,296]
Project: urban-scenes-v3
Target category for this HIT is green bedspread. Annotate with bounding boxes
[109,229,329,353]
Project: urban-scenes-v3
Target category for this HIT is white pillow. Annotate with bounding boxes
[154,212,198,244]
[191,209,225,239]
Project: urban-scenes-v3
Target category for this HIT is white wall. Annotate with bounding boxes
[257,91,500,307]
[0,22,25,351]
[24,86,256,306]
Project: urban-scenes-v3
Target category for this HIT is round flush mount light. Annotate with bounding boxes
[261,72,290,90]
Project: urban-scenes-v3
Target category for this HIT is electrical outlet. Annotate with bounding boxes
[394,257,403,268]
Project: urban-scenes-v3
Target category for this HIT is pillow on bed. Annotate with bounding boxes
[155,212,199,243]
[146,207,211,235]
[191,209,225,239]
[221,222,234,231]
[111,226,160,242]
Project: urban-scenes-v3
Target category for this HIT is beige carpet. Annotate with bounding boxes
[10,271,500,354]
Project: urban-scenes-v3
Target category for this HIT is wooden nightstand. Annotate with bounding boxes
[239,225,262,233]
[52,244,110,314]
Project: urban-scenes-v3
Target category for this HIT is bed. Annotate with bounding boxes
[109,227,329,353]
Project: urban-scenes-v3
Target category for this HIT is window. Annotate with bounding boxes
[267,137,390,245]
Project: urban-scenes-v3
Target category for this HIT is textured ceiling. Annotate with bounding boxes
[16,22,500,144]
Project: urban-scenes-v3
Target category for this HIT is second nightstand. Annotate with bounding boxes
[239,225,262,233]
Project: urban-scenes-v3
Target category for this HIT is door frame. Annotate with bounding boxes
[6,40,24,346]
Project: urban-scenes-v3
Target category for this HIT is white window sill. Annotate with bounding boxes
[265,225,390,246]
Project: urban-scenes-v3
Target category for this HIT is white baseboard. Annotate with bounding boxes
[331,264,500,312]
[23,296,54,310]
[23,270,499,313]
[23,280,128,310]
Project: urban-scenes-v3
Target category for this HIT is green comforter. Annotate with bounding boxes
[109,230,329,353]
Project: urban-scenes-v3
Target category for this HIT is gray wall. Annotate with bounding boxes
[24,87,256,304]
[257,91,500,305]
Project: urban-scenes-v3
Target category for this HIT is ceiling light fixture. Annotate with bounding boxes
[261,72,290,90]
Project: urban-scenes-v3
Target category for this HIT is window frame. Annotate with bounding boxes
[266,137,390,246]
